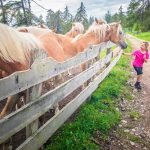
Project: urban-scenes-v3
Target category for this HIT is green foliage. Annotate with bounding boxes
[128,111,141,120]
[105,11,111,23]
[126,0,150,32]
[74,2,89,29]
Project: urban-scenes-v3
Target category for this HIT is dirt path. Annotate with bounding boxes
[103,35,150,150]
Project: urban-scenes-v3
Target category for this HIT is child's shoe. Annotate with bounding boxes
[134,82,142,90]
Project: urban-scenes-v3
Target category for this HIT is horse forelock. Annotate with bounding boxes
[72,22,84,33]
[109,22,123,37]
[86,22,110,40]
[0,23,43,65]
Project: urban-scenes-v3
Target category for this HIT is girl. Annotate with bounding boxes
[123,42,149,89]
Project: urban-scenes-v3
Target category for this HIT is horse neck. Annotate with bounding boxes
[74,32,100,53]
[52,34,76,59]
[65,31,73,38]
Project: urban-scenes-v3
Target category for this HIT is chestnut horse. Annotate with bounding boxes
[0,23,66,118]
[17,22,84,38]
[65,22,84,38]
[56,19,127,60]
[0,20,127,118]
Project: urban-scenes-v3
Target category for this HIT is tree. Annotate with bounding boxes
[75,2,87,21]
[63,6,72,22]
[0,0,7,23]
[89,16,94,25]
[111,13,119,22]
[105,10,111,23]
[126,0,140,30]
[15,9,24,26]
[118,6,126,27]
[21,0,27,24]
[39,14,44,24]
[74,2,89,29]
[55,10,63,33]
[46,9,54,28]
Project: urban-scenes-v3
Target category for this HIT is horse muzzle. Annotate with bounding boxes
[119,41,128,49]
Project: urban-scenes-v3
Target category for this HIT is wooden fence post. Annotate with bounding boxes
[106,48,112,66]
[26,84,42,138]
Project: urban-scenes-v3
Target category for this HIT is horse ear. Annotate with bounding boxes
[22,28,28,32]
[95,18,98,24]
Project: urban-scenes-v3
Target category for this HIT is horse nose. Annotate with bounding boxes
[119,41,128,49]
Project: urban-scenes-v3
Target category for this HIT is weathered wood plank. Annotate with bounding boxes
[0,42,115,101]
[105,52,113,65]
[0,60,101,144]
[25,83,42,138]
[112,47,121,58]
[17,50,122,150]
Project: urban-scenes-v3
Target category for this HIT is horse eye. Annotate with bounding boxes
[119,31,123,35]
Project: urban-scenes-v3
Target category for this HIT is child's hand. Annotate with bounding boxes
[144,54,148,62]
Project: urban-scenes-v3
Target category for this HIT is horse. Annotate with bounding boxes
[65,22,84,38]
[0,23,44,118]
[57,18,127,59]
[17,22,84,38]
[0,23,66,118]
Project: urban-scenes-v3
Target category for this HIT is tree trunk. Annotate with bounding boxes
[28,0,32,25]
[21,0,28,25]
[0,0,7,24]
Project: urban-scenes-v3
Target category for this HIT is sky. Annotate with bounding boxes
[31,0,131,19]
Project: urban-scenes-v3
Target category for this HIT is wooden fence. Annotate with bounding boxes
[0,41,122,150]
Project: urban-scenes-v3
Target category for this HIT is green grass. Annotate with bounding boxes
[45,42,132,150]
[118,129,150,148]
[100,46,117,58]
[128,111,141,120]
[129,32,150,42]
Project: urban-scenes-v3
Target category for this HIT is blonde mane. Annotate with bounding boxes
[71,22,84,33]
[86,22,110,40]
[66,22,84,38]
[0,23,43,64]
[72,34,83,43]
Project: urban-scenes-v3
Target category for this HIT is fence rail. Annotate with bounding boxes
[0,41,122,150]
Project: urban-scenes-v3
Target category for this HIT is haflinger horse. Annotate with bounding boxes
[65,22,84,38]
[17,22,85,60]
[0,19,127,118]
[55,18,127,61]
[0,23,66,118]
[0,22,84,118]
[0,23,44,118]
[17,22,84,38]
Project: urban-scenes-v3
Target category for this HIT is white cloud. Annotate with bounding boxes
[31,0,130,19]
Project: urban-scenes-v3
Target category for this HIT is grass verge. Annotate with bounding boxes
[129,32,150,42]
[45,42,132,150]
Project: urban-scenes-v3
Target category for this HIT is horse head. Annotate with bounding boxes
[69,22,84,38]
[108,22,127,49]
